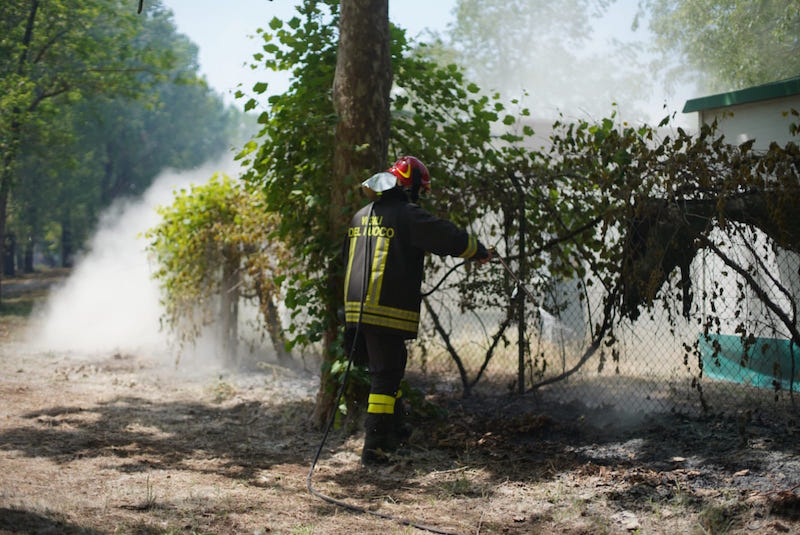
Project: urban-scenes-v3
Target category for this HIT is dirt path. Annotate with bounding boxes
[1,279,800,534]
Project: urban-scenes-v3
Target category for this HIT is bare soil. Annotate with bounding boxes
[1,271,800,535]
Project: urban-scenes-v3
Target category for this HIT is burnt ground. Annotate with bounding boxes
[1,271,800,535]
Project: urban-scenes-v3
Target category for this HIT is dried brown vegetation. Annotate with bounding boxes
[1,272,799,535]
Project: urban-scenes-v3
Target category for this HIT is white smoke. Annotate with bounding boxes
[27,160,239,361]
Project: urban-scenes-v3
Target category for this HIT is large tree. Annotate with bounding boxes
[320,0,392,424]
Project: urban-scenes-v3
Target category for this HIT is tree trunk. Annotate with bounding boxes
[221,257,240,367]
[252,276,292,365]
[314,0,392,428]
[3,233,15,277]
[0,165,12,302]
[23,239,34,273]
[102,146,115,206]
[61,218,74,268]
[263,295,291,364]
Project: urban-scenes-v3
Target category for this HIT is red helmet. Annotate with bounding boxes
[387,156,431,193]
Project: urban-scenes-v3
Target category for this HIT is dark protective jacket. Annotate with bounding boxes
[343,189,488,339]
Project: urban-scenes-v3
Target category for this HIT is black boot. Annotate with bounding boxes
[393,396,413,444]
[361,413,397,465]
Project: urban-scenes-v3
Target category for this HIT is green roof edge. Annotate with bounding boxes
[682,76,800,113]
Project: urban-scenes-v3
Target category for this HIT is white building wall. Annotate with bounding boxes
[697,94,800,151]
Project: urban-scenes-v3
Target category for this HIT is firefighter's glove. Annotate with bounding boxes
[476,246,495,265]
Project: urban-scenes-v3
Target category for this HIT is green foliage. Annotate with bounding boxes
[641,0,800,92]
[144,174,285,352]
[528,112,800,395]
[237,0,631,354]
[239,0,341,349]
[1,0,173,154]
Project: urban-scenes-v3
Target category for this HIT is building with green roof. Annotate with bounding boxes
[682,76,800,150]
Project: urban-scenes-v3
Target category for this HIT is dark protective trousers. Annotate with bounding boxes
[360,328,408,461]
[362,328,407,400]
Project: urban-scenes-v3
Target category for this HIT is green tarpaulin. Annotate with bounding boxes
[699,333,800,390]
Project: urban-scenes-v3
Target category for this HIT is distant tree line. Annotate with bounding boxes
[1,0,246,284]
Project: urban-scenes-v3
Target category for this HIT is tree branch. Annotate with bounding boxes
[33,29,70,65]
[423,296,471,396]
[17,0,39,74]
[527,289,617,391]
[469,313,513,389]
[700,235,800,345]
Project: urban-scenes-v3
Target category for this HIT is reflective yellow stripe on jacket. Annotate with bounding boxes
[343,235,358,304]
[344,301,420,332]
[366,236,390,304]
[458,234,478,258]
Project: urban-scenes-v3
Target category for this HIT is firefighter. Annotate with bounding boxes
[343,156,492,465]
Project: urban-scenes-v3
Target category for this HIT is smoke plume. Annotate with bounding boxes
[27,161,238,362]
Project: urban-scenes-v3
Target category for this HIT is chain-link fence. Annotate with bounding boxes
[403,224,800,420]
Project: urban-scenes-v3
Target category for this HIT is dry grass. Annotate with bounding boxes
[1,272,799,534]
